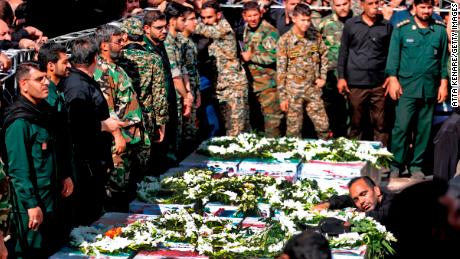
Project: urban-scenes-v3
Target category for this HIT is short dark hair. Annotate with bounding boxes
[70,37,98,67]
[143,10,166,26]
[164,1,187,21]
[243,1,261,13]
[292,3,311,17]
[347,176,377,189]
[182,6,195,18]
[201,0,221,13]
[37,43,67,71]
[95,24,123,47]
[16,62,40,82]
[413,0,433,6]
[283,230,332,259]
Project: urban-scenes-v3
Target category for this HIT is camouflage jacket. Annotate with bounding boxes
[94,55,149,146]
[318,13,346,72]
[178,33,200,95]
[120,47,169,133]
[276,27,328,101]
[195,18,247,86]
[0,162,9,234]
[242,20,279,92]
[164,32,188,78]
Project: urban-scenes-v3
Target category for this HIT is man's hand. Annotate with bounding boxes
[387,76,403,100]
[113,131,127,154]
[381,5,394,21]
[0,53,11,72]
[337,79,350,95]
[18,38,39,51]
[280,100,289,112]
[382,77,390,90]
[312,202,331,212]
[437,79,448,103]
[101,117,125,133]
[61,177,74,198]
[240,51,253,62]
[315,78,326,89]
[155,125,166,143]
[27,206,43,231]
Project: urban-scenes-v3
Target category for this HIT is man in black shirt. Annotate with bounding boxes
[267,0,301,36]
[337,0,392,146]
[313,176,394,225]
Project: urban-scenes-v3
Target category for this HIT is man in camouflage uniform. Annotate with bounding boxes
[318,0,352,137]
[119,17,169,168]
[241,1,283,137]
[164,2,193,157]
[179,7,200,151]
[143,10,179,174]
[94,24,149,211]
[277,4,329,138]
[196,1,250,136]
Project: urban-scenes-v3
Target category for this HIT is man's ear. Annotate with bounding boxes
[143,24,150,34]
[217,11,222,20]
[100,42,109,52]
[375,186,382,197]
[47,61,54,73]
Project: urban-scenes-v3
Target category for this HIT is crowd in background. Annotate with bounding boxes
[0,0,457,258]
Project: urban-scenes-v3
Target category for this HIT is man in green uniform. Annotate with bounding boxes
[37,42,75,247]
[385,0,448,178]
[318,0,352,137]
[119,17,169,175]
[94,24,149,211]
[241,1,283,137]
[3,62,65,257]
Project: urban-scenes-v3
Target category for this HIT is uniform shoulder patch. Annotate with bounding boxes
[434,19,446,27]
[396,19,411,28]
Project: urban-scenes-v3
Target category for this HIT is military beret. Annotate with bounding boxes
[121,17,144,37]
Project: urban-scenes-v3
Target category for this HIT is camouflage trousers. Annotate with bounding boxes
[255,87,283,137]
[286,85,329,138]
[109,143,150,192]
[216,83,251,136]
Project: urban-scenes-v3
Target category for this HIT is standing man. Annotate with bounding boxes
[179,7,201,152]
[337,0,392,146]
[143,10,179,174]
[241,1,283,138]
[37,42,75,245]
[3,62,67,257]
[164,2,193,157]
[94,24,149,211]
[267,0,302,36]
[277,4,329,139]
[119,17,169,176]
[385,0,448,178]
[318,0,353,137]
[196,0,250,136]
[61,38,123,226]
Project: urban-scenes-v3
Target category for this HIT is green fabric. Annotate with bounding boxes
[385,16,448,98]
[5,119,54,213]
[390,97,435,172]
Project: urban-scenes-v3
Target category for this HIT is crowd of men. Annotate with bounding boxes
[0,0,455,257]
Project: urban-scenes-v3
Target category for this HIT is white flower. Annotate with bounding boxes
[223,190,238,201]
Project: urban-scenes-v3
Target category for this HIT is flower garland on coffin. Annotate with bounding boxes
[198,133,393,168]
[70,208,396,258]
[71,170,396,257]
